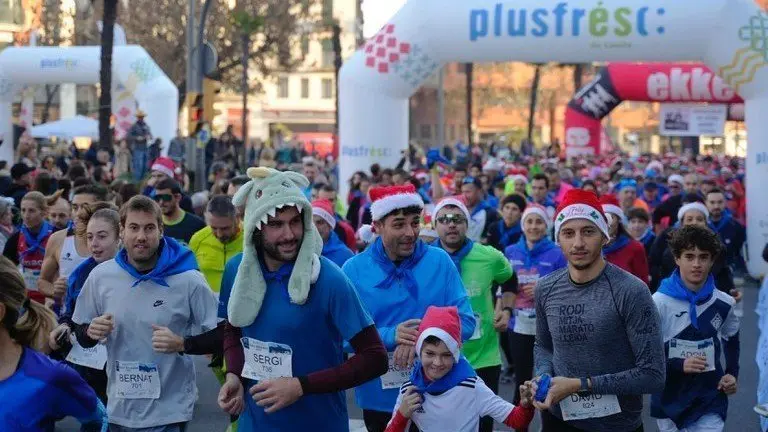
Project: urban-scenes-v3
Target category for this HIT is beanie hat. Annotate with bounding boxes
[151,157,175,178]
[522,204,552,229]
[432,196,471,222]
[228,167,323,327]
[369,184,424,221]
[600,194,627,226]
[311,199,336,229]
[677,202,709,221]
[415,306,462,363]
[668,174,685,186]
[504,193,527,212]
[554,189,611,241]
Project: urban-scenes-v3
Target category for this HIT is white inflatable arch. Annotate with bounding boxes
[340,0,768,277]
[0,45,178,162]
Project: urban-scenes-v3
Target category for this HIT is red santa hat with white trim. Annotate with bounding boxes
[415,306,463,363]
[151,157,176,178]
[554,189,611,242]
[522,203,552,229]
[311,199,336,228]
[369,184,424,221]
[431,196,471,222]
[600,194,627,226]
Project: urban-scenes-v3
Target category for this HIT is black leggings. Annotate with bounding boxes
[476,365,501,432]
[499,329,515,372]
[508,331,535,405]
[541,410,643,432]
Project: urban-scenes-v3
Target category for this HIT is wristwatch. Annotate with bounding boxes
[578,377,592,396]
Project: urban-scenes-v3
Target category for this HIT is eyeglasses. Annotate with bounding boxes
[436,214,467,225]
[153,194,174,203]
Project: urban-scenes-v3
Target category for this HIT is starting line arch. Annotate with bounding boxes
[339,0,768,277]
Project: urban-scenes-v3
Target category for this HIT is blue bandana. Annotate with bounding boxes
[497,221,522,249]
[658,270,715,329]
[708,210,733,235]
[432,239,474,275]
[115,237,198,287]
[409,356,476,395]
[370,237,429,298]
[19,221,53,259]
[603,233,631,255]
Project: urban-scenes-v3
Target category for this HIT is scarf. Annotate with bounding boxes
[639,228,655,244]
[115,237,199,287]
[19,221,53,259]
[513,236,557,268]
[432,239,474,275]
[470,200,492,218]
[498,220,522,249]
[603,233,631,255]
[409,356,477,395]
[658,270,715,329]
[708,211,733,235]
[370,237,428,297]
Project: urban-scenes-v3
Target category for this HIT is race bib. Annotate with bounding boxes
[241,338,293,381]
[668,338,716,372]
[560,393,621,421]
[114,361,161,399]
[22,268,40,291]
[66,336,107,370]
[470,314,483,341]
[513,308,536,336]
[381,352,413,389]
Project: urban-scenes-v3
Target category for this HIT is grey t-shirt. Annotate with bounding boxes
[72,260,219,428]
[534,263,665,432]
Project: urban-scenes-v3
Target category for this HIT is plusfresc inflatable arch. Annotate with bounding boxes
[339,0,768,277]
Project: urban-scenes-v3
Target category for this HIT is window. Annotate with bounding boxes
[301,35,309,57]
[420,124,432,139]
[301,78,309,99]
[321,78,333,99]
[322,0,333,20]
[277,77,289,98]
[321,38,334,68]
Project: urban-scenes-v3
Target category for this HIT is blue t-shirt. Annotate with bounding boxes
[219,254,373,432]
[0,347,107,431]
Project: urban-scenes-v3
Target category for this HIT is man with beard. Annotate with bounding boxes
[461,177,499,242]
[72,195,219,431]
[705,188,746,274]
[343,184,475,432]
[216,167,387,432]
[153,178,205,245]
[530,189,665,432]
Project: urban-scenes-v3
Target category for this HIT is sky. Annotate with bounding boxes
[361,0,407,38]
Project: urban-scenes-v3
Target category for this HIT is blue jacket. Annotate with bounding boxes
[322,231,354,268]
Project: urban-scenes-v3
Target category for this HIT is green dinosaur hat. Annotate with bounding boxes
[228,167,322,327]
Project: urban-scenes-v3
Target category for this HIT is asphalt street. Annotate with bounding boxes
[58,281,763,432]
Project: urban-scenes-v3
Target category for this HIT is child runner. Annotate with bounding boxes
[385,306,535,432]
[651,225,740,432]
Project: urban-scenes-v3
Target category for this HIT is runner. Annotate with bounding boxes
[431,197,517,432]
[460,177,499,242]
[312,198,354,267]
[616,179,649,213]
[47,190,71,231]
[2,191,55,304]
[144,157,193,213]
[343,184,475,432]
[154,178,206,245]
[71,195,220,431]
[651,225,740,432]
[529,174,556,219]
[531,189,665,432]
[653,174,686,231]
[705,188,746,274]
[504,204,567,421]
[384,306,536,432]
[215,167,388,432]
[0,255,108,431]
[600,195,649,285]
[487,193,526,252]
[626,207,655,257]
[6,163,33,208]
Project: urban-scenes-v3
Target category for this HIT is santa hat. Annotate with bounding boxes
[677,202,709,221]
[151,157,175,178]
[668,174,685,186]
[600,194,627,226]
[415,306,462,363]
[311,199,336,228]
[369,184,424,222]
[431,196,470,222]
[356,224,376,245]
[522,204,552,229]
[554,189,611,241]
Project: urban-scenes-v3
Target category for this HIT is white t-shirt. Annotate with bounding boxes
[392,376,514,432]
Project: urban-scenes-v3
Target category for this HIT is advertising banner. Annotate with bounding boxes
[659,103,727,136]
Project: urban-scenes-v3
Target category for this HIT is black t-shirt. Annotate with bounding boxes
[163,212,206,246]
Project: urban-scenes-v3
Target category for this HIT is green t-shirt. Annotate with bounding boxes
[459,243,515,369]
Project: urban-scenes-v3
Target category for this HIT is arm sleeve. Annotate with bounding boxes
[533,281,555,377]
[503,406,536,430]
[52,362,108,430]
[721,307,741,378]
[184,323,224,355]
[223,322,244,376]
[500,272,518,294]
[71,273,100,348]
[591,284,666,395]
[384,388,411,432]
[714,256,735,294]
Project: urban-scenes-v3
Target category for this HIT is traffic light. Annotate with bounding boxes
[202,78,223,124]
[185,92,203,136]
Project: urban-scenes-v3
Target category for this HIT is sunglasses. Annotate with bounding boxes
[153,194,174,203]
[436,214,467,225]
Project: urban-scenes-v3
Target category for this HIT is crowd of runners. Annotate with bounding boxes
[0,142,751,431]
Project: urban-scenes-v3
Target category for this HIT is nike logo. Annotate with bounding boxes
[675,311,687,318]
[153,300,164,307]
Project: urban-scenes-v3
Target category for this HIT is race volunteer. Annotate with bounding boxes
[532,189,665,432]
[216,167,388,432]
[72,195,219,431]
[431,197,517,432]
[343,184,475,432]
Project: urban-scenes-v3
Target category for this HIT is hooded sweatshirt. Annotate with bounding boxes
[72,237,219,429]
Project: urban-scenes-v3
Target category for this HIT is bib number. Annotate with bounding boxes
[22,268,40,291]
[560,393,621,421]
[381,352,413,389]
[241,338,293,381]
[513,309,536,336]
[66,335,107,370]
[114,361,161,399]
[470,314,483,341]
[668,338,716,372]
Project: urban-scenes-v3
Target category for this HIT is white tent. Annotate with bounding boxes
[30,115,98,139]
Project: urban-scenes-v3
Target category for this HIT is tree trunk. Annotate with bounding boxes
[573,64,583,91]
[41,85,59,124]
[465,63,473,146]
[241,32,249,145]
[99,0,117,149]
[527,64,542,142]
[332,22,342,135]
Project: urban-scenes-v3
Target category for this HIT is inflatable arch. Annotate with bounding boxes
[0,45,178,163]
[339,0,768,276]
[564,63,743,157]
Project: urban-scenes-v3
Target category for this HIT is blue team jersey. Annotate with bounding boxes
[0,347,107,431]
